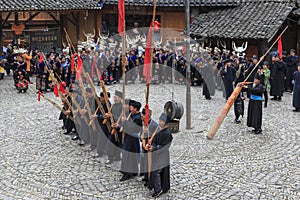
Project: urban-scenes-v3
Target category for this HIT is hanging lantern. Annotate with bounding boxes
[11,23,25,35]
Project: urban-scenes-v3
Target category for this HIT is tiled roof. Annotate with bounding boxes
[190,0,295,40]
[0,0,102,11]
[0,0,241,11]
[105,0,241,7]
[292,8,300,15]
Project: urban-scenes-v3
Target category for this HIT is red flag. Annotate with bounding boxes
[76,55,83,80]
[118,0,125,36]
[143,28,153,82]
[54,85,59,97]
[278,36,282,59]
[38,91,41,102]
[59,81,67,95]
[143,20,161,82]
[39,53,44,63]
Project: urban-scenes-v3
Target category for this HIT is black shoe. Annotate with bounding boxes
[162,189,169,194]
[63,131,71,135]
[278,97,282,101]
[78,140,85,146]
[72,135,79,140]
[293,109,300,112]
[252,129,257,132]
[255,129,262,134]
[264,104,267,108]
[271,97,277,100]
[152,190,163,198]
[235,119,241,124]
[119,174,130,182]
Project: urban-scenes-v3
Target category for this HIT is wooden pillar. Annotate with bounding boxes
[76,13,80,43]
[0,12,3,55]
[297,19,300,55]
[14,12,19,46]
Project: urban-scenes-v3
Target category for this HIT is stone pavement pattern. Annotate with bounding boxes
[0,76,300,199]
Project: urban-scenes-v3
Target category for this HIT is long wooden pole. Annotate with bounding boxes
[147,0,157,180]
[206,26,288,140]
[121,3,127,144]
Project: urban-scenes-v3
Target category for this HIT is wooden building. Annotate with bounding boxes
[190,0,300,58]
[0,0,240,53]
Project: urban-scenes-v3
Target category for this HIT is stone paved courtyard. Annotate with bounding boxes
[0,75,300,199]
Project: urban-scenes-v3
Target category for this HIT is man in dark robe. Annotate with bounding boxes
[244,56,259,82]
[270,55,286,101]
[140,108,158,188]
[245,75,264,134]
[221,59,236,100]
[201,57,216,100]
[105,90,123,163]
[78,87,94,146]
[91,92,110,155]
[61,91,75,135]
[146,112,173,198]
[292,64,300,112]
[285,49,298,92]
[119,100,142,181]
[70,88,85,141]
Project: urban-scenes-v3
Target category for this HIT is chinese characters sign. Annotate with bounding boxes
[30,30,61,53]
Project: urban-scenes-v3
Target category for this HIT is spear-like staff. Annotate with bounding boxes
[38,91,74,122]
[99,79,119,142]
[206,26,288,139]
[144,0,157,180]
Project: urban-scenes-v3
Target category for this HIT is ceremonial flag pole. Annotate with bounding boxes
[206,26,288,140]
[118,0,126,115]
[143,0,157,180]
[118,0,127,144]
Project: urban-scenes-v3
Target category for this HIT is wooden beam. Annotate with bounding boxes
[61,14,76,26]
[24,12,40,24]
[48,12,60,26]
[76,13,80,42]
[71,12,77,23]
[2,11,12,26]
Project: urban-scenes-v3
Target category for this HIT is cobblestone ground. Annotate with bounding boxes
[0,75,300,199]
